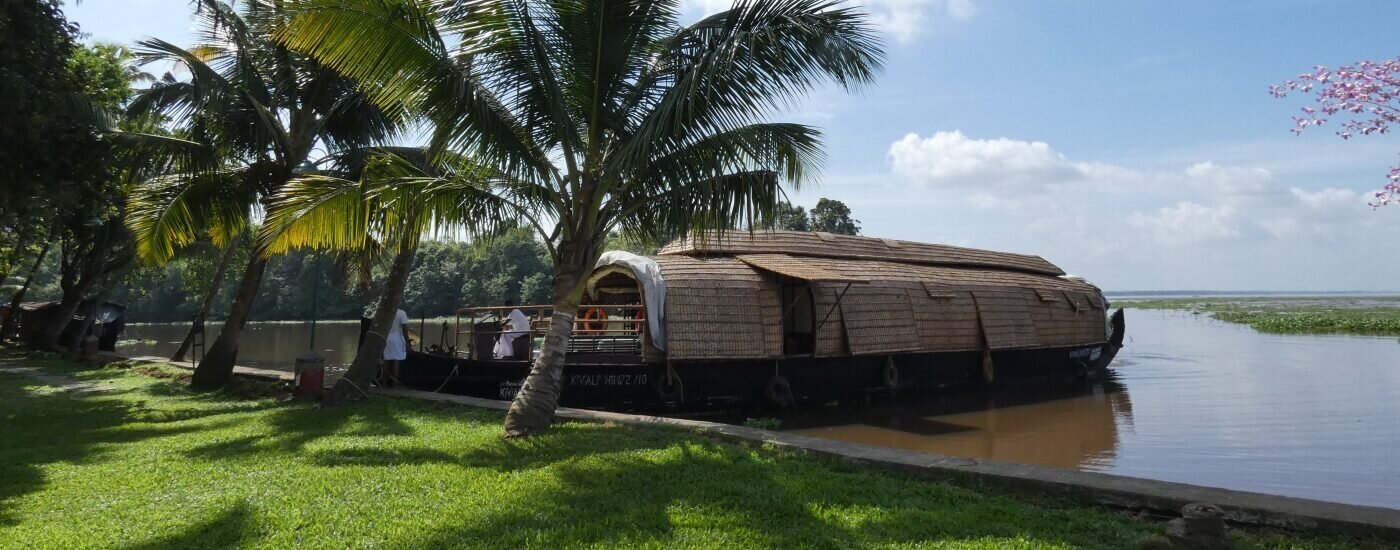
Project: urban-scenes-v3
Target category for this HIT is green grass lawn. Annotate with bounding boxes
[0,352,1368,549]
[1116,297,1400,337]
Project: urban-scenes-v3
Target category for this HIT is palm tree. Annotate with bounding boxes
[259,148,508,405]
[280,0,883,435]
[126,0,400,390]
[169,233,242,363]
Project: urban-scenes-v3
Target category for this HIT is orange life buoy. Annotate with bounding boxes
[579,307,609,335]
[628,307,646,333]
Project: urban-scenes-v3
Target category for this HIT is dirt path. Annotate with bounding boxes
[0,363,113,393]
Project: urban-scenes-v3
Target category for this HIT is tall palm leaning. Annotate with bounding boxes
[126,0,400,390]
[169,232,242,363]
[280,0,884,435]
[259,148,508,405]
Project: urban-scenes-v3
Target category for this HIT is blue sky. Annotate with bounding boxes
[66,0,1400,290]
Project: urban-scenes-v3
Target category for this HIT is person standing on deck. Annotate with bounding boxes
[380,308,411,386]
[493,300,530,359]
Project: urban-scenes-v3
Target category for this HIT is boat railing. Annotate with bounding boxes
[452,304,645,360]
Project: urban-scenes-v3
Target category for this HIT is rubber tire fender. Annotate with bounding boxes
[882,357,899,390]
[765,374,794,408]
[655,369,684,403]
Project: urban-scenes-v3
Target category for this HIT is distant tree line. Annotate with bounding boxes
[18,227,553,323]
[15,198,861,325]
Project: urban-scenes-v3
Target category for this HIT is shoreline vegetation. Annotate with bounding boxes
[0,351,1365,549]
[1115,297,1400,337]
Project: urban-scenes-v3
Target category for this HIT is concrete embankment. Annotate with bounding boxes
[376,386,1400,542]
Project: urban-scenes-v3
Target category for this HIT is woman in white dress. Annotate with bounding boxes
[381,308,411,386]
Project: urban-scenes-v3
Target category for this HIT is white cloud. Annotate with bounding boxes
[1128,202,1240,245]
[860,130,1400,289]
[1183,162,1274,198]
[681,0,975,43]
[889,131,1085,188]
[1290,187,1359,210]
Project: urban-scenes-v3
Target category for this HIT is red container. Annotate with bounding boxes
[293,353,325,398]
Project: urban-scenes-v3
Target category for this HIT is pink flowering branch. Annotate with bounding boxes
[1273,57,1400,207]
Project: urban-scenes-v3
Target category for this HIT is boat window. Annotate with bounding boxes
[782,283,816,355]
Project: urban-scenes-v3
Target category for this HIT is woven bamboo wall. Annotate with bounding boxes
[970,289,1041,350]
[654,255,782,360]
[1031,288,1078,348]
[660,230,1064,276]
[839,286,922,355]
[1053,290,1106,347]
[812,282,850,356]
[911,284,983,351]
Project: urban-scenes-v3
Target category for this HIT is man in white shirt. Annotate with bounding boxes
[493,300,531,359]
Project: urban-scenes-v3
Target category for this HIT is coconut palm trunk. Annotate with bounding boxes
[1,225,57,341]
[190,254,268,390]
[326,233,420,405]
[171,236,240,362]
[504,241,595,436]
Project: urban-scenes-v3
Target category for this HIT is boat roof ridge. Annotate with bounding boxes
[655,230,1065,276]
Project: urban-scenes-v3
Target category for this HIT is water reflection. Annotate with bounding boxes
[776,309,1400,510]
[782,377,1133,471]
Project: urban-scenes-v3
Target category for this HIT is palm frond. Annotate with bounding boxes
[258,174,374,256]
[261,147,520,259]
[276,0,556,187]
[126,169,256,263]
[617,170,784,244]
[611,0,882,176]
[634,122,824,190]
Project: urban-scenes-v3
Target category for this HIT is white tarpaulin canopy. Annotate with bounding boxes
[592,251,668,351]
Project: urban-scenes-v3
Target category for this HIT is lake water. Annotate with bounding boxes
[119,318,457,371]
[117,309,1400,509]
[780,309,1400,510]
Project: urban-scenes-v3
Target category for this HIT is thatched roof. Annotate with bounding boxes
[737,254,868,283]
[659,230,1064,276]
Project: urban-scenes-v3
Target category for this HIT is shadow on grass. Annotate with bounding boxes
[124,500,253,550]
[426,422,1152,548]
[436,433,863,546]
[181,398,417,462]
[0,365,272,527]
[458,424,674,473]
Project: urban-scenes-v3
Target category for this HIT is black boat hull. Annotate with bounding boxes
[398,310,1125,413]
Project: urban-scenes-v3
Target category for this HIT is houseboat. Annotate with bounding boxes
[398,230,1125,411]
